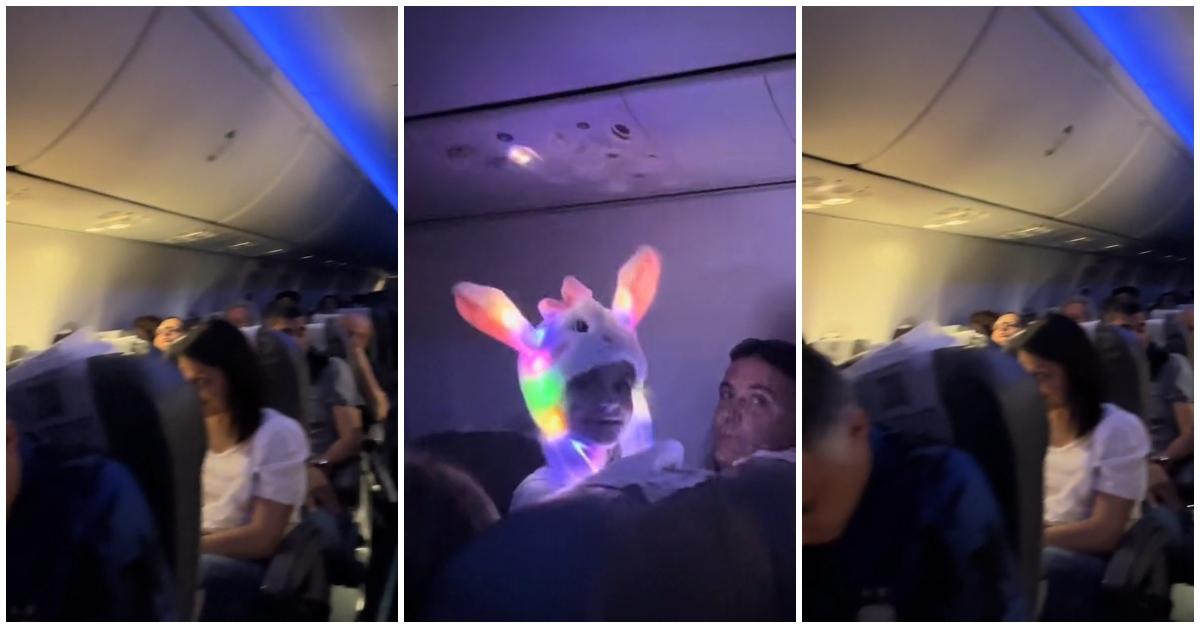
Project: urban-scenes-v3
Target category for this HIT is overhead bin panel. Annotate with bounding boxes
[862,7,1145,217]
[5,171,293,258]
[222,133,364,244]
[1057,126,1193,238]
[620,63,795,189]
[801,6,991,165]
[6,6,155,166]
[801,157,1145,256]
[405,62,795,222]
[763,65,796,141]
[21,7,309,223]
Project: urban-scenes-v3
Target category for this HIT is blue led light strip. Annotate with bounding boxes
[233,7,398,208]
[1075,7,1193,150]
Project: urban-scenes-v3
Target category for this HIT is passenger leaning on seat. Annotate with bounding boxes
[1014,314,1150,621]
[991,312,1024,348]
[176,320,310,621]
[6,422,178,620]
[266,304,364,506]
[800,345,1025,621]
[154,316,186,353]
[1106,302,1194,500]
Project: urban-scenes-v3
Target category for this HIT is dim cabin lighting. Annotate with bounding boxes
[1105,244,1121,249]
[1139,250,1153,255]
[266,248,285,254]
[300,255,314,260]
[507,145,541,167]
[1067,237,1091,244]
[923,222,947,229]
[821,197,854,206]
[801,202,823,210]
[941,219,968,226]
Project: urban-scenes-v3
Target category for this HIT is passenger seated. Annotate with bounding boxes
[1013,314,1150,620]
[273,290,302,310]
[969,309,999,339]
[1106,302,1193,501]
[6,421,177,620]
[153,316,185,353]
[133,315,162,344]
[175,321,310,621]
[316,295,340,315]
[404,453,500,620]
[342,313,391,422]
[1060,296,1093,324]
[801,345,1025,620]
[711,338,796,470]
[1111,285,1142,307]
[1153,291,1180,311]
[266,305,364,507]
[224,301,257,328]
[991,312,1024,348]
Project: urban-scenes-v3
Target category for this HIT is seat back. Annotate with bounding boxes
[7,348,205,621]
[410,430,546,514]
[933,345,1047,609]
[844,332,1046,610]
[1150,309,1182,321]
[244,326,311,425]
[1147,319,1169,348]
[1091,323,1151,419]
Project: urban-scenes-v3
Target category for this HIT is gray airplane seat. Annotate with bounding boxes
[409,430,546,515]
[246,326,312,428]
[7,345,206,622]
[1090,322,1151,420]
[1150,309,1182,322]
[845,333,1046,612]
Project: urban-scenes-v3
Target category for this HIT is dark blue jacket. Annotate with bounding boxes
[7,444,177,621]
[803,428,1027,621]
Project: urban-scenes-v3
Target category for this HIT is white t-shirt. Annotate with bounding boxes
[1043,403,1150,526]
[201,408,311,533]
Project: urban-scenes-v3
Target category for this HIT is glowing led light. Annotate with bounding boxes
[614,287,632,314]
[507,145,541,167]
[106,222,132,230]
[531,328,546,347]
[1139,250,1153,255]
[1105,244,1121,249]
[301,255,314,260]
[923,223,947,229]
[1067,237,1091,244]
[266,248,285,254]
[531,354,548,373]
[941,219,968,226]
[801,202,823,210]
[821,197,853,206]
[501,307,523,331]
[230,241,255,249]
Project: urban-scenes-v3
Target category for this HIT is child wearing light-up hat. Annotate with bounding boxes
[454,245,707,510]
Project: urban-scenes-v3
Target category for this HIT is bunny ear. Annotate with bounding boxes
[560,276,594,305]
[453,282,533,352]
[537,297,567,319]
[612,246,661,328]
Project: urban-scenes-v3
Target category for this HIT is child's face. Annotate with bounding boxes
[565,361,636,445]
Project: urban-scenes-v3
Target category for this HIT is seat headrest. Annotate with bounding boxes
[240,325,262,348]
[1146,319,1168,347]
[1090,323,1150,418]
[1150,309,1181,321]
[306,323,327,353]
[843,323,958,443]
[253,328,310,425]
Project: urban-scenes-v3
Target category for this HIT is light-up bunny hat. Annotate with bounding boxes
[453,246,661,480]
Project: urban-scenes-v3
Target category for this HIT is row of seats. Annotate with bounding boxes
[840,318,1184,619]
[6,308,398,620]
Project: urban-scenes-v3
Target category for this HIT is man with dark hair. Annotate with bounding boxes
[1111,286,1141,306]
[133,315,163,344]
[1059,297,1092,324]
[711,339,796,470]
[801,344,1026,620]
[273,290,302,310]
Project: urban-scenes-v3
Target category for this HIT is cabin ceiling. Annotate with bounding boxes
[802,6,1193,261]
[404,7,797,224]
[6,6,398,273]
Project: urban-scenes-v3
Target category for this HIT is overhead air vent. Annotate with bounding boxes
[167,230,218,243]
[1001,225,1055,239]
[801,177,871,210]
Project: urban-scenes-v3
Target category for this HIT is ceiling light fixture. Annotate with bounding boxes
[821,197,854,206]
[229,241,254,249]
[1067,236,1091,244]
[507,145,541,167]
[1104,244,1121,249]
[1139,249,1153,255]
[266,248,285,254]
[300,255,314,260]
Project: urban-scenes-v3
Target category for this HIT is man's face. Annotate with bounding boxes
[565,362,635,445]
[266,316,309,352]
[154,318,183,351]
[1061,302,1087,323]
[226,307,252,328]
[344,315,373,351]
[802,408,871,545]
[1109,310,1148,347]
[991,313,1023,346]
[712,357,796,468]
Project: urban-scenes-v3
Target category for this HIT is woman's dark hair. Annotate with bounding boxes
[133,315,163,342]
[1016,314,1105,439]
[179,319,264,443]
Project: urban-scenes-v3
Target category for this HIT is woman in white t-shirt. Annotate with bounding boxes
[1015,314,1150,620]
[177,320,310,620]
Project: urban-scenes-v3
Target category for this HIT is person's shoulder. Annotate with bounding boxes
[256,408,309,447]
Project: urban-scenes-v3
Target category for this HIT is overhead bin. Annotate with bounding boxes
[801,6,992,165]
[6,6,155,166]
[19,7,309,223]
[1056,126,1193,238]
[223,132,365,244]
[861,7,1146,217]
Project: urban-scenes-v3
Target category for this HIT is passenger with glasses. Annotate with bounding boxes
[990,312,1024,348]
